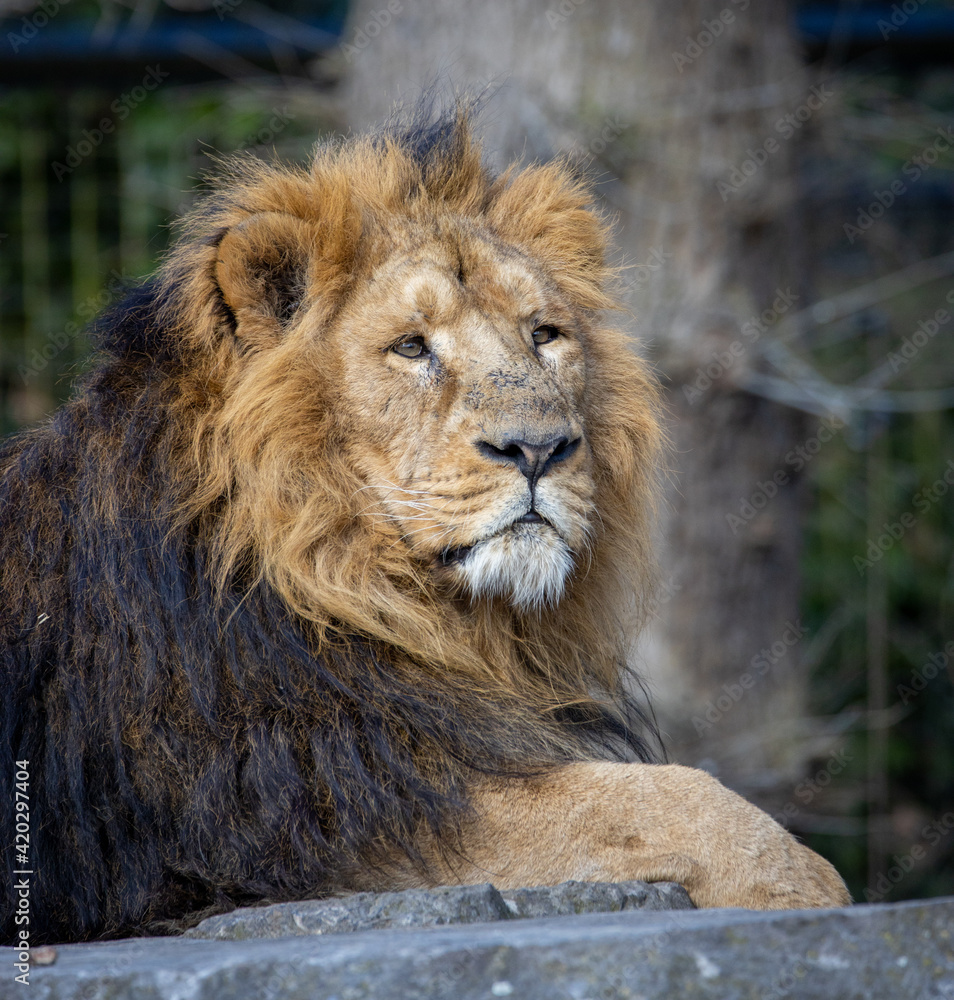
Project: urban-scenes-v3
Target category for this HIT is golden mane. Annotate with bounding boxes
[154,108,662,738]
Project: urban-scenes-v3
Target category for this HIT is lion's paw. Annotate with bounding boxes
[628,765,852,910]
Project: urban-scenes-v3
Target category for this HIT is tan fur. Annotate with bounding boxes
[149,113,848,910]
[365,764,851,909]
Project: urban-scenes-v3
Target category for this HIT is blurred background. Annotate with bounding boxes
[0,0,951,904]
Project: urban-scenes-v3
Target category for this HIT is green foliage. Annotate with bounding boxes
[802,408,954,902]
[796,63,954,901]
[0,84,334,433]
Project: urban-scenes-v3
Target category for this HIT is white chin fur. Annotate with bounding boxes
[457,525,574,612]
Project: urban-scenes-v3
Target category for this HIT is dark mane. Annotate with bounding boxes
[88,279,179,362]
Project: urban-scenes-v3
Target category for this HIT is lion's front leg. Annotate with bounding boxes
[429,762,851,910]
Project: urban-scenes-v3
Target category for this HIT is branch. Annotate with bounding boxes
[743,371,954,417]
[774,250,954,344]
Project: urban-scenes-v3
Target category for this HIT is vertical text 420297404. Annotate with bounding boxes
[12,761,31,986]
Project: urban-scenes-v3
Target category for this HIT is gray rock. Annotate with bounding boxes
[184,879,693,940]
[183,882,513,940]
[18,896,954,1000]
[500,879,694,917]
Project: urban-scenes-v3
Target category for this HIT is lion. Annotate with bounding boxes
[0,104,849,944]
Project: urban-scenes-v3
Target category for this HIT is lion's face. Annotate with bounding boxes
[327,218,594,611]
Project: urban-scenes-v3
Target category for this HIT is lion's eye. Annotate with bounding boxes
[532,326,559,346]
[392,336,428,358]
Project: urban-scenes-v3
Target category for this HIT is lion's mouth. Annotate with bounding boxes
[437,515,573,611]
[438,513,554,567]
[514,509,546,524]
[439,545,472,567]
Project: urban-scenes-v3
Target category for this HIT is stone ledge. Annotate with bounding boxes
[183,879,694,940]
[15,893,954,1000]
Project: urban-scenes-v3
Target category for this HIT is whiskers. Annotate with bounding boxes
[352,480,442,518]
[350,480,453,550]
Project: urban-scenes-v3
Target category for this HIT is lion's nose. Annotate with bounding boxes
[476,434,581,485]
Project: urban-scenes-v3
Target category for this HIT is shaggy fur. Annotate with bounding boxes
[0,105,665,944]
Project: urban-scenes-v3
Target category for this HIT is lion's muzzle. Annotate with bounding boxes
[437,425,589,611]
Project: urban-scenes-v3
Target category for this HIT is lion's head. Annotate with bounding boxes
[158,104,660,706]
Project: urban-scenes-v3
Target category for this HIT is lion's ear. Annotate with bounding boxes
[214,212,317,348]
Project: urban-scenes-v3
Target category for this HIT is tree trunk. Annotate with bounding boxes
[341,0,820,810]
